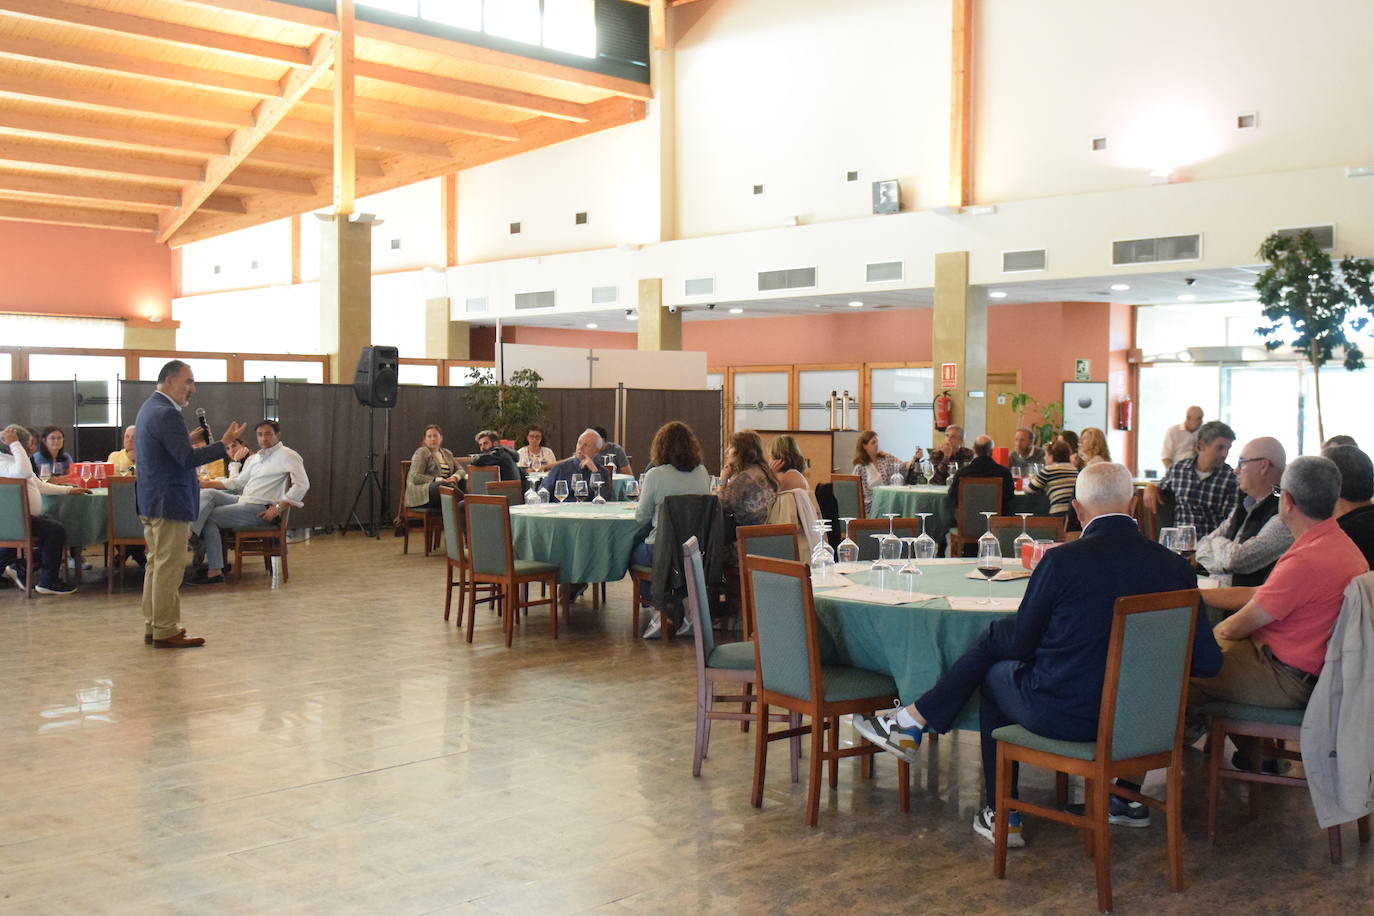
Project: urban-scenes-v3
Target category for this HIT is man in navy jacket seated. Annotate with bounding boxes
[539,428,614,503]
[855,462,1221,847]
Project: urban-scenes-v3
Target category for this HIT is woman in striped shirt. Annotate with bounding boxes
[1027,438,1080,530]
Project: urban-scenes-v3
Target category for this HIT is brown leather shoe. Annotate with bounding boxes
[145,628,186,645]
[152,634,205,648]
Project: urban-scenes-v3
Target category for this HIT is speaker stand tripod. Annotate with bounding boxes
[344,407,390,538]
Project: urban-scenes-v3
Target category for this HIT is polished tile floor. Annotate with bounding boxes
[1,534,1370,914]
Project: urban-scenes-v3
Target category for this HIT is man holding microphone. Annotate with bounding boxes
[136,360,244,648]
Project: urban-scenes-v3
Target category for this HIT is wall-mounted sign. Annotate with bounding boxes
[1074,358,1091,380]
[940,362,958,388]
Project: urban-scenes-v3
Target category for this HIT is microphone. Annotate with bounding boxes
[195,408,211,444]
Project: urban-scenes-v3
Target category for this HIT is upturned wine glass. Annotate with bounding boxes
[837,518,859,564]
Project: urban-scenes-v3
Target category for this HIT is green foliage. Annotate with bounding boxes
[461,367,547,440]
[1010,392,1062,446]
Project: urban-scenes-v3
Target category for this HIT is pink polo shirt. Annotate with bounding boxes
[1254,516,1367,675]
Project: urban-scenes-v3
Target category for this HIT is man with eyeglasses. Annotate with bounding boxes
[1195,437,1293,586]
[1144,420,1238,534]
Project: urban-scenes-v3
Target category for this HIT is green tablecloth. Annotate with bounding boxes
[40,489,108,548]
[813,563,1025,718]
[510,502,645,583]
[870,485,1049,548]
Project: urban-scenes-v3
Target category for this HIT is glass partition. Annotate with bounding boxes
[797,369,859,431]
[731,371,789,431]
[27,354,126,426]
[868,367,933,462]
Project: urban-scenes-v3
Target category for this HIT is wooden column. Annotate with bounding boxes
[443,173,458,267]
[636,278,680,351]
[949,0,973,208]
[319,215,371,383]
[932,251,988,439]
[425,297,469,360]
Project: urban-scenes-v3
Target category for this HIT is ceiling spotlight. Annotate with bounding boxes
[989,291,1008,299]
[728,307,744,314]
[1177,294,1196,302]
[586,322,599,328]
[848,300,864,308]
[1110,283,1130,291]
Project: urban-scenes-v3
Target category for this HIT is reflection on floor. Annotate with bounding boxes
[0,534,1366,914]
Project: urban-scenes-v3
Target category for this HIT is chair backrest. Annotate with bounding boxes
[988,515,1066,555]
[845,518,919,561]
[487,479,523,508]
[831,474,863,519]
[736,523,800,570]
[467,465,499,495]
[650,494,725,603]
[399,460,412,515]
[106,477,144,541]
[745,554,822,704]
[955,476,1004,532]
[683,536,718,667]
[0,478,30,544]
[439,485,463,563]
[463,494,513,577]
[1097,589,1201,762]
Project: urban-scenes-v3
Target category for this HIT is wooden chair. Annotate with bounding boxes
[630,494,724,640]
[745,554,910,826]
[949,476,1006,557]
[831,473,864,519]
[684,536,799,778]
[1203,707,1371,864]
[487,479,524,508]
[0,478,34,598]
[734,523,800,638]
[844,518,919,562]
[463,494,559,647]
[991,589,1201,914]
[438,485,498,628]
[466,465,499,495]
[230,508,290,582]
[988,515,1067,556]
[398,460,442,556]
[104,477,145,592]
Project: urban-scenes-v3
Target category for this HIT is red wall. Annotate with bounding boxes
[0,222,173,319]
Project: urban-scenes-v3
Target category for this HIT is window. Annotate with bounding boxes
[0,314,121,348]
[484,0,540,45]
[0,352,10,381]
[543,0,596,57]
[242,360,324,384]
[399,363,439,386]
[448,365,488,386]
[868,367,933,460]
[137,357,227,383]
[421,0,480,30]
[27,354,127,426]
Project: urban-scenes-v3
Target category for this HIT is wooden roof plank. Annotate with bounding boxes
[274,118,450,158]
[0,170,179,207]
[299,88,519,141]
[0,197,157,231]
[159,33,335,242]
[250,143,383,177]
[353,61,589,123]
[162,0,337,32]
[0,108,229,157]
[0,141,203,181]
[220,168,317,195]
[0,72,255,127]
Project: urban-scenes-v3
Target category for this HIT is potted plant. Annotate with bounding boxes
[462,367,547,441]
[1009,392,1063,446]
[1255,229,1372,443]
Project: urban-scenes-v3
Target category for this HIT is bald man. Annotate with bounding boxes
[1196,437,1292,587]
[1161,406,1204,468]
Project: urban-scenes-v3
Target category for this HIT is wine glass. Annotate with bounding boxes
[81,467,94,491]
[810,533,836,584]
[94,464,107,489]
[554,479,569,505]
[837,518,859,565]
[1013,512,1035,563]
[920,459,934,485]
[572,477,589,503]
[623,479,640,503]
[1029,539,1053,570]
[1159,526,1178,553]
[590,478,606,505]
[39,461,52,481]
[890,469,905,487]
[976,524,1003,605]
[1174,525,1197,564]
[948,461,960,478]
[897,536,922,584]
[914,513,936,558]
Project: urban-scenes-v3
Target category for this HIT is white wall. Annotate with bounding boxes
[181,219,291,294]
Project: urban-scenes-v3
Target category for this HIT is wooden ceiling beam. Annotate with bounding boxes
[163,0,337,32]
[219,169,317,195]
[0,0,312,68]
[0,73,254,128]
[0,198,157,231]
[274,119,450,158]
[353,61,589,123]
[0,171,180,208]
[250,144,384,177]
[160,33,335,242]
[299,88,519,141]
[0,109,228,157]
[0,142,203,182]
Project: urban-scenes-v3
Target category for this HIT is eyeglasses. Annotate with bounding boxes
[1236,457,1267,468]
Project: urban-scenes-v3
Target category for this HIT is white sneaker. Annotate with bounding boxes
[973,806,1025,848]
[35,581,77,596]
[641,612,662,639]
[674,614,693,636]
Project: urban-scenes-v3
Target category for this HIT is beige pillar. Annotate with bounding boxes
[319,214,371,383]
[636,278,681,351]
[424,297,469,360]
[123,320,176,351]
[932,251,988,440]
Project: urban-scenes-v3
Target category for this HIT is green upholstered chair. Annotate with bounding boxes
[988,515,1066,557]
[949,477,1006,556]
[486,479,523,508]
[844,518,919,562]
[830,474,864,520]
[466,465,499,496]
[1203,701,1371,865]
[991,589,1201,914]
[439,485,498,628]
[735,523,800,638]
[104,477,145,593]
[462,494,559,648]
[745,554,910,827]
[0,478,33,598]
[683,536,799,779]
[398,460,442,556]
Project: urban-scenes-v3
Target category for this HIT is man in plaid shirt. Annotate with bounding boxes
[1144,420,1239,533]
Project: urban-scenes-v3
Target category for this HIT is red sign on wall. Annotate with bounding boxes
[940,362,958,389]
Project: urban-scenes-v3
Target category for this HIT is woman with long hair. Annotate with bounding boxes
[405,424,461,509]
[719,429,780,528]
[1078,427,1111,465]
[31,426,73,477]
[632,421,712,637]
[517,425,556,471]
[768,435,809,491]
[851,429,904,515]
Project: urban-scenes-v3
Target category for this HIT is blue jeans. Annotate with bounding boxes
[631,538,653,601]
[203,499,276,571]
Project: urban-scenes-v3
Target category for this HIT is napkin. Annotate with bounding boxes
[963,567,1032,581]
[818,584,940,606]
[945,596,1022,611]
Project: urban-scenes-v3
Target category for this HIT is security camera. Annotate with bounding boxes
[706,303,716,310]
[625,309,633,317]
[667,304,679,314]
[1184,277,1196,286]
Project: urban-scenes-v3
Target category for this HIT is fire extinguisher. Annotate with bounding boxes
[1117,396,1133,431]
[934,390,954,431]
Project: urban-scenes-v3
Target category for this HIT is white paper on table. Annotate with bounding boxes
[832,561,872,575]
[963,567,1032,581]
[819,584,940,606]
[944,596,1022,611]
[916,558,975,566]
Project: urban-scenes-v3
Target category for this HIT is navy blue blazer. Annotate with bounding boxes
[538,456,613,502]
[134,392,228,521]
[1010,514,1222,736]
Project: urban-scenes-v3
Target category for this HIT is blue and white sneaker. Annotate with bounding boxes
[973,805,1026,847]
[852,707,922,764]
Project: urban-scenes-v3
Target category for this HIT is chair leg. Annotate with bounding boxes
[702,690,716,761]
[1056,772,1070,809]
[806,718,824,827]
[444,568,453,621]
[549,578,559,639]
[503,584,515,648]
[1207,721,1224,844]
[789,711,801,783]
[750,702,769,809]
[402,520,410,554]
[1090,775,1114,914]
[897,759,911,813]
[993,744,1011,878]
[1328,826,1344,865]
[692,696,708,778]
[465,579,478,643]
[1165,761,1184,891]
[1360,815,1372,845]
[1082,777,1096,857]
[740,683,752,733]
[826,716,840,789]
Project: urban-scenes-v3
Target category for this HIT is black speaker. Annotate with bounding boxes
[353,345,398,407]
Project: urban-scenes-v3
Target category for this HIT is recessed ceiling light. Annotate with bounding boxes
[848,300,864,308]
[1110,283,1130,291]
[728,307,743,314]
[989,291,1008,299]
[1177,294,1196,302]
[586,322,598,328]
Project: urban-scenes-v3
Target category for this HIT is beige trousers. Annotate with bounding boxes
[141,517,189,639]
[1190,637,1314,709]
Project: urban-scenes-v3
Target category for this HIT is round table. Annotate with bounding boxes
[510,501,645,583]
[870,485,1049,548]
[40,488,108,548]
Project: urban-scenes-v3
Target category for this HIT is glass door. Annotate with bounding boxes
[868,366,933,462]
[797,368,859,431]
[731,370,790,431]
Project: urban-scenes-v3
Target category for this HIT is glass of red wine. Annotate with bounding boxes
[976,511,1002,605]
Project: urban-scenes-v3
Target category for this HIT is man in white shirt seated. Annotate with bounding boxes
[190,420,308,585]
[1161,405,1203,469]
[0,423,89,595]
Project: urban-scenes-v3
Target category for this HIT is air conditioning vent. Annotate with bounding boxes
[1275,225,1335,250]
[865,260,904,282]
[513,290,556,310]
[1003,249,1047,272]
[591,285,618,304]
[1112,234,1200,265]
[685,277,714,296]
[464,296,488,314]
[758,267,817,292]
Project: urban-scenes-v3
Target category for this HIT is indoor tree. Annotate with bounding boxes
[1254,229,1373,444]
[1009,392,1063,446]
[462,367,547,440]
